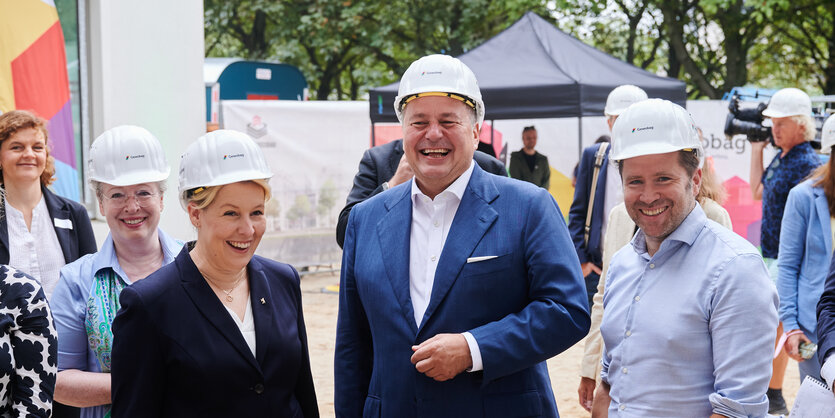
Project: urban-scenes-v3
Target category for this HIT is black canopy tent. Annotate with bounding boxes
[368,12,686,155]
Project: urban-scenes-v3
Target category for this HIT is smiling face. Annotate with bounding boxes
[621,151,700,255]
[99,182,164,246]
[402,95,479,199]
[189,181,266,274]
[0,127,47,186]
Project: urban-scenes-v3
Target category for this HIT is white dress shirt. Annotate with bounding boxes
[409,161,482,371]
[6,197,65,299]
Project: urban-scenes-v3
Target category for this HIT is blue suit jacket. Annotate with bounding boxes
[111,246,318,418]
[335,165,589,418]
[568,143,610,266]
[778,180,832,335]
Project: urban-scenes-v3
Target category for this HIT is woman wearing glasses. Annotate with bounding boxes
[51,126,182,418]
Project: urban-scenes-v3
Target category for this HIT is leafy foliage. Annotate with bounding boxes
[205,0,834,101]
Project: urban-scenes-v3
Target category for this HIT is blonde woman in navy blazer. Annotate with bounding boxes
[111,130,318,417]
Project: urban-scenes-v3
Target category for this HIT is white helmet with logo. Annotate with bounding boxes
[394,54,485,126]
[762,87,812,118]
[178,129,273,207]
[611,99,703,166]
[821,114,835,154]
[604,85,649,116]
[88,125,170,186]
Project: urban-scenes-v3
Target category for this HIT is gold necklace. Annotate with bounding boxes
[202,271,247,303]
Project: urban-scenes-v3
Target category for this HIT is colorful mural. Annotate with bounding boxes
[0,0,78,200]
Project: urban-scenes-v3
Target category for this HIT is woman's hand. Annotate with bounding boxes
[784,330,811,362]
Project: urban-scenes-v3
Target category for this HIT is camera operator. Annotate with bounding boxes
[749,87,822,415]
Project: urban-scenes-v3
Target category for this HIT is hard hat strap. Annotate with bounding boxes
[400,92,476,112]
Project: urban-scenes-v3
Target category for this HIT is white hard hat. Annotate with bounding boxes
[604,85,648,116]
[178,129,273,207]
[394,54,485,126]
[88,125,170,186]
[762,88,812,118]
[821,114,835,154]
[611,98,703,166]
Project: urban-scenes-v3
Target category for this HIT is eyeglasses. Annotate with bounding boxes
[102,190,158,207]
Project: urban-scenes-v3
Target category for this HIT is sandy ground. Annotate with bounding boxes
[301,272,801,417]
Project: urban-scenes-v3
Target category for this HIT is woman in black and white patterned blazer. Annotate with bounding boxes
[0,264,57,417]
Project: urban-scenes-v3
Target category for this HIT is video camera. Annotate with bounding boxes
[724,95,771,143]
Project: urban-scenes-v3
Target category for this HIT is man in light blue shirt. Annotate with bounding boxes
[592,99,778,417]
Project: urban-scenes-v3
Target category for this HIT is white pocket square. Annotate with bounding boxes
[466,255,497,263]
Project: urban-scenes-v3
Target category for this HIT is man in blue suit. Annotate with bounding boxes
[335,54,590,418]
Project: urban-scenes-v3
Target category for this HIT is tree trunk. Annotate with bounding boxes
[824,5,835,94]
[659,0,718,98]
[716,0,748,96]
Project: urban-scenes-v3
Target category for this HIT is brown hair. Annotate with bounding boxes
[811,151,835,214]
[0,110,56,186]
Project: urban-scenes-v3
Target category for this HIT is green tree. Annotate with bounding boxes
[753,0,835,93]
[204,0,556,100]
[287,194,312,223]
[317,179,337,217]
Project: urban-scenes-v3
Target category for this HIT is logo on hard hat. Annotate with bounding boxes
[126,154,145,160]
[632,126,653,133]
[421,71,442,76]
[223,154,245,160]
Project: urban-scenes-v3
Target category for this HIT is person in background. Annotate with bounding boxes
[0,110,96,299]
[111,130,318,417]
[0,264,57,417]
[749,87,822,415]
[819,121,835,394]
[776,114,835,385]
[593,99,776,416]
[52,126,181,418]
[569,85,647,328]
[509,125,550,189]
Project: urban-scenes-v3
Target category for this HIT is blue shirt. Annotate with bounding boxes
[761,142,821,258]
[52,229,182,418]
[601,204,778,417]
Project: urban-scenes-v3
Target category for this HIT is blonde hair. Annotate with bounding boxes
[186,179,271,210]
[791,114,816,142]
[698,156,727,205]
[811,154,835,214]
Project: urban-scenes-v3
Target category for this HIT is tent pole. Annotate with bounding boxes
[371,122,376,147]
[577,116,583,160]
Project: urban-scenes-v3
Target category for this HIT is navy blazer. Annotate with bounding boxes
[568,143,610,266]
[335,139,507,248]
[818,247,835,369]
[0,187,97,265]
[335,165,590,418]
[111,246,318,418]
